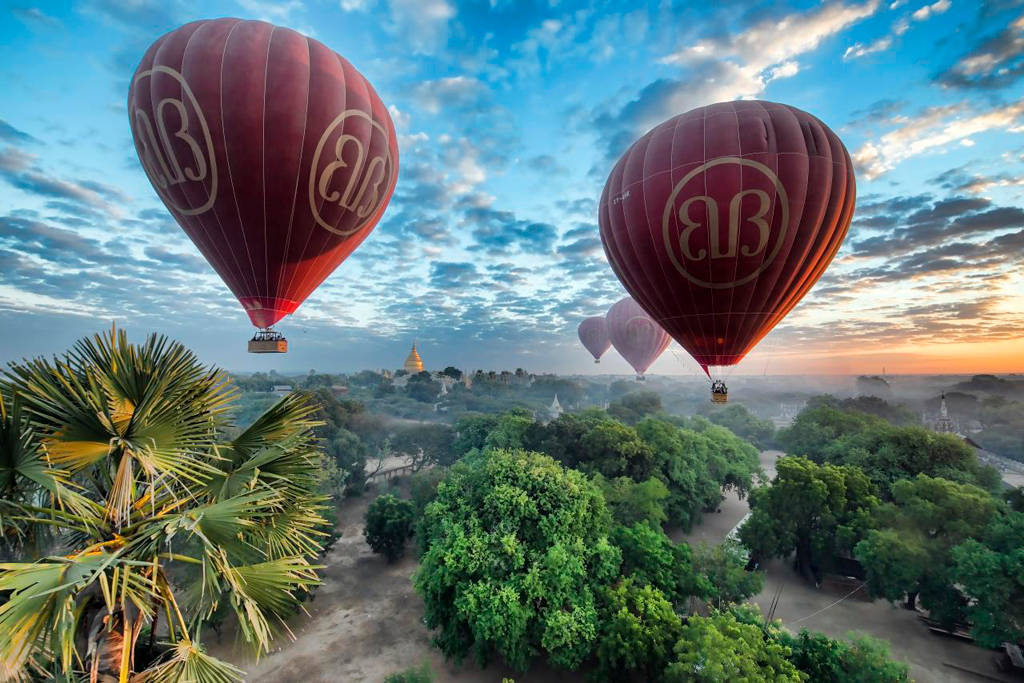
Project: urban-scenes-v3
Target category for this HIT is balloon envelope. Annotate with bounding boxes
[578,316,611,362]
[606,297,671,377]
[599,100,854,373]
[128,18,398,328]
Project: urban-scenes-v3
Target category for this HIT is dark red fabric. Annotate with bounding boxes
[578,316,611,362]
[599,100,855,370]
[605,297,671,377]
[128,18,398,328]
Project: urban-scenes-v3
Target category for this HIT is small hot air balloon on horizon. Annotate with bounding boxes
[578,316,611,363]
[128,18,398,353]
[599,100,855,402]
[605,296,671,380]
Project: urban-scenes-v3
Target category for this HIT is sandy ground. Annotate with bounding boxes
[215,451,1015,682]
[212,484,581,683]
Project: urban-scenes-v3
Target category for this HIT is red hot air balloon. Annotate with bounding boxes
[599,100,854,385]
[578,316,611,363]
[606,297,671,380]
[128,19,398,353]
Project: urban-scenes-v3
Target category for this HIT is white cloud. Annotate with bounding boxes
[853,100,1024,179]
[340,0,373,10]
[236,0,304,22]
[844,36,893,60]
[411,76,486,113]
[660,0,879,71]
[912,0,951,22]
[387,0,455,54]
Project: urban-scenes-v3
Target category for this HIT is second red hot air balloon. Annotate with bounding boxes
[606,297,671,380]
[128,18,399,352]
[599,100,855,393]
[578,316,611,363]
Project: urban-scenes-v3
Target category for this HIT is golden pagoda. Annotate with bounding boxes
[404,342,424,374]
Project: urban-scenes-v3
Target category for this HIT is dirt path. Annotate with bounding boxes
[213,486,581,682]
[216,450,1012,682]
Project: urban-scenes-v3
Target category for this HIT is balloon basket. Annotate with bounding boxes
[248,328,288,353]
[710,391,728,404]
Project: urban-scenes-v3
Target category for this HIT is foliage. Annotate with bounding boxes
[414,449,620,672]
[592,579,682,682]
[663,611,802,683]
[837,396,919,426]
[578,420,656,480]
[779,398,999,498]
[740,456,877,581]
[856,474,1000,621]
[0,329,326,682]
[607,391,662,424]
[364,494,415,562]
[782,630,909,682]
[692,540,763,607]
[409,468,447,516]
[698,403,776,449]
[393,423,456,469]
[407,372,442,403]
[593,475,669,526]
[610,523,701,607]
[383,661,434,683]
[950,510,1024,647]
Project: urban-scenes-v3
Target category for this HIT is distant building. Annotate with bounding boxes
[548,394,563,420]
[272,385,292,396]
[934,392,956,434]
[404,342,424,374]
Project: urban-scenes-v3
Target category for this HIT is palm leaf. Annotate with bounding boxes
[137,639,243,683]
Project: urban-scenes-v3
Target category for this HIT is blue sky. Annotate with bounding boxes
[1,0,1023,375]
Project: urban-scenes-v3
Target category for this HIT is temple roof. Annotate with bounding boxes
[404,342,423,373]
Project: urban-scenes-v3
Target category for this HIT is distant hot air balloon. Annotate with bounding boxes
[578,316,611,363]
[128,18,398,353]
[606,297,671,380]
[599,100,855,393]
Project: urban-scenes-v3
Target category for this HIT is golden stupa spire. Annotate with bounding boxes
[404,340,424,373]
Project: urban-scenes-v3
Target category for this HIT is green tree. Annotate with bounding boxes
[664,611,802,683]
[364,493,415,562]
[593,475,669,526]
[951,510,1024,646]
[392,423,456,469]
[593,579,682,682]
[607,391,662,424]
[740,457,877,581]
[441,366,463,380]
[610,522,701,607]
[856,474,1000,618]
[0,330,326,681]
[415,449,620,671]
[782,630,909,682]
[698,403,775,448]
[384,661,434,682]
[578,420,656,481]
[692,540,764,607]
[407,372,442,403]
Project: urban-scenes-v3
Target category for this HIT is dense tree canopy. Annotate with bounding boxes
[414,449,620,671]
[663,611,802,683]
[364,494,416,562]
[951,510,1024,647]
[856,474,1000,621]
[740,456,877,581]
[779,398,998,498]
[698,403,776,449]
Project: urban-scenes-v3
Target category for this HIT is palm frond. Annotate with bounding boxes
[137,638,243,683]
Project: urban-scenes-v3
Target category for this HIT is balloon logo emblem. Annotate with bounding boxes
[661,156,789,290]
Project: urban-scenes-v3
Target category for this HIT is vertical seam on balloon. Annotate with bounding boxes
[666,115,709,374]
[220,20,262,309]
[280,45,346,306]
[723,100,743,366]
[261,26,273,310]
[734,100,783,366]
[152,23,234,312]
[274,32,312,311]
[702,106,717,376]
[300,62,375,302]
[187,20,253,315]
[633,127,675,372]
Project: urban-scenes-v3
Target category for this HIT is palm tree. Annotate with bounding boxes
[0,328,329,682]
